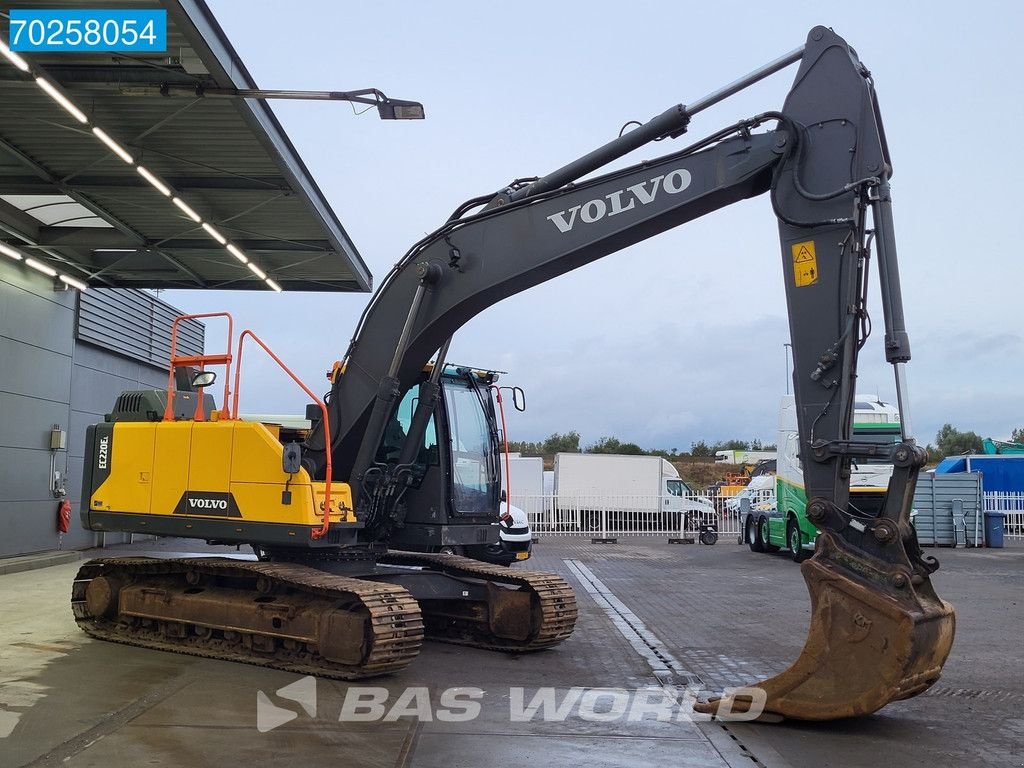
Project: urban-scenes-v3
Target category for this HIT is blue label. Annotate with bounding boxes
[8,9,167,53]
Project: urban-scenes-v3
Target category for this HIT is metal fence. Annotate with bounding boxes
[984,491,1024,540]
[515,493,743,540]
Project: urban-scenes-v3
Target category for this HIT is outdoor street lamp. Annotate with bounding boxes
[142,84,425,120]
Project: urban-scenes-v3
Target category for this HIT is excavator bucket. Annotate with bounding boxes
[695,532,955,721]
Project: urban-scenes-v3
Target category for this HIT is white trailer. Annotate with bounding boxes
[500,455,545,520]
[552,453,715,532]
[714,449,777,465]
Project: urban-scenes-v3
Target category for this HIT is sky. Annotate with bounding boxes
[168,0,1024,452]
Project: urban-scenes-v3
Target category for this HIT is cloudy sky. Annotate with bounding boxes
[169,0,1024,452]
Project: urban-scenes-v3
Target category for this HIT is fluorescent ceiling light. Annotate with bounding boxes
[201,222,227,244]
[0,242,24,260]
[91,127,134,164]
[0,40,29,72]
[136,166,171,196]
[35,77,88,124]
[59,274,88,291]
[265,278,282,292]
[247,261,267,280]
[226,243,247,263]
[25,257,57,277]
[172,197,202,223]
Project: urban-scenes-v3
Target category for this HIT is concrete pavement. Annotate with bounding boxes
[1,537,1021,768]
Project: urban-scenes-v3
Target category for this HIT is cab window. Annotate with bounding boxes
[380,384,438,471]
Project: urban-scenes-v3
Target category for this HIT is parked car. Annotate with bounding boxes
[725,474,776,515]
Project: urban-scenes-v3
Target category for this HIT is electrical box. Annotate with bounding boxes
[50,427,67,450]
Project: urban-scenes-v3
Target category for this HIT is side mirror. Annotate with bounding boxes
[501,489,507,502]
[512,386,526,412]
[191,370,217,388]
[282,443,302,475]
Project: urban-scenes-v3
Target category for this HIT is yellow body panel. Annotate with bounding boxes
[151,422,193,514]
[188,422,233,493]
[93,420,354,528]
[90,423,157,514]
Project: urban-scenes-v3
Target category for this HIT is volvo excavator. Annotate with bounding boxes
[74,26,954,722]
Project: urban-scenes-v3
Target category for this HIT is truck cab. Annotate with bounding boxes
[745,395,902,560]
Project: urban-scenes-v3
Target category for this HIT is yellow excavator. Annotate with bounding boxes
[74,26,954,721]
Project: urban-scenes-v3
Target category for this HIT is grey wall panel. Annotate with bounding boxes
[0,446,52,502]
[0,263,77,306]
[0,338,74,403]
[73,341,163,380]
[0,500,66,557]
[70,365,154,415]
[1,266,202,558]
[0,265,76,557]
[0,393,71,450]
[0,280,75,354]
[76,289,203,368]
[67,410,101,458]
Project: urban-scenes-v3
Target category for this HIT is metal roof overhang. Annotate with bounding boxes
[0,0,371,292]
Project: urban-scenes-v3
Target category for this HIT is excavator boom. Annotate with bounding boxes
[305,25,953,720]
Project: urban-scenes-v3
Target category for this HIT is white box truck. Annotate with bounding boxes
[552,453,715,533]
[500,455,545,523]
[714,449,777,465]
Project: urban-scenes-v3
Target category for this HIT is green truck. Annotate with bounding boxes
[744,395,903,561]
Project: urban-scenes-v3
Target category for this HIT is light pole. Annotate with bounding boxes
[124,85,425,120]
[783,342,792,395]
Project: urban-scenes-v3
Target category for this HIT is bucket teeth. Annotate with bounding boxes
[695,534,955,721]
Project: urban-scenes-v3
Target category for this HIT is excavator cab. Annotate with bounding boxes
[380,364,529,564]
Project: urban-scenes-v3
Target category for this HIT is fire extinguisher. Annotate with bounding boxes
[57,499,71,534]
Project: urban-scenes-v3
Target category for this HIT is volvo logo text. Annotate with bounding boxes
[173,491,241,517]
[546,169,692,233]
[189,498,229,510]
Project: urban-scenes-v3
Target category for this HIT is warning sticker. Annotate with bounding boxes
[792,241,818,287]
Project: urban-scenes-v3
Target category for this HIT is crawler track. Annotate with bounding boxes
[379,551,578,651]
[71,557,424,680]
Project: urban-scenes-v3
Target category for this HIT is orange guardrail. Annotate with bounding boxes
[165,313,334,540]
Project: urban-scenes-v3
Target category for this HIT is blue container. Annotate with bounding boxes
[984,511,1005,548]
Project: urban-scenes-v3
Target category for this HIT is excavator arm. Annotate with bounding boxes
[305,25,954,720]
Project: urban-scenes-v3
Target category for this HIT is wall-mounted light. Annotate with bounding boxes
[25,257,57,277]
[0,242,24,261]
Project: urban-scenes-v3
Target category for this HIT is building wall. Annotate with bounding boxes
[0,263,77,557]
[0,261,202,557]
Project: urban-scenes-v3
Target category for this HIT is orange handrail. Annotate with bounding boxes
[164,312,233,422]
[232,330,334,540]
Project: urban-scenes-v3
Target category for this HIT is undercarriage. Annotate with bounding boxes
[72,550,578,679]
